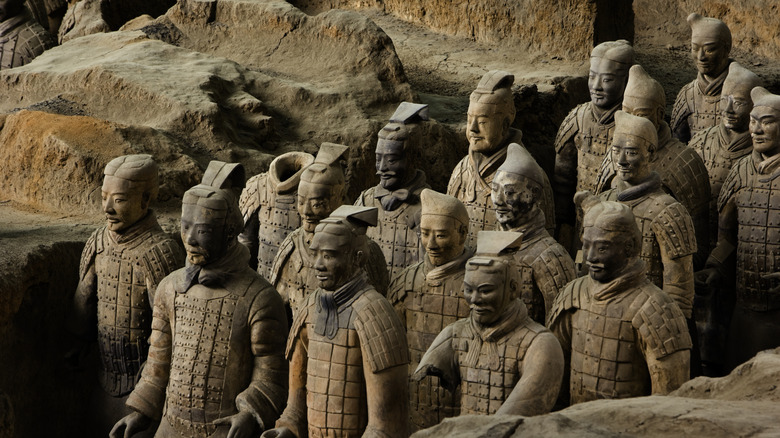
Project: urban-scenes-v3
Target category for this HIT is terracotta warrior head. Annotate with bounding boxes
[467,70,516,154]
[464,230,524,326]
[376,102,429,191]
[310,205,377,291]
[611,110,657,185]
[419,189,469,267]
[181,161,245,266]
[576,194,641,283]
[0,0,25,22]
[721,63,762,132]
[101,154,159,233]
[622,64,665,129]
[750,87,780,158]
[589,40,634,110]
[688,13,731,78]
[298,143,349,233]
[491,143,546,230]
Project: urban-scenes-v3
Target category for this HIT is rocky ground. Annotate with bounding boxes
[1,1,780,437]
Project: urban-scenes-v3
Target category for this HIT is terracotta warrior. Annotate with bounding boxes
[355,102,431,280]
[448,70,555,249]
[491,143,576,324]
[270,143,388,322]
[264,206,409,438]
[596,64,710,268]
[697,87,780,371]
[554,40,634,253]
[0,0,54,70]
[548,196,691,406]
[413,230,564,417]
[387,189,472,431]
[238,151,315,279]
[70,155,184,435]
[671,13,733,143]
[111,161,288,438]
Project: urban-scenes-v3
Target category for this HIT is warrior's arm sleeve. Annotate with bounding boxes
[412,324,459,392]
[707,171,740,269]
[363,363,409,438]
[126,281,174,420]
[236,286,289,431]
[70,263,97,340]
[496,332,563,416]
[547,308,573,407]
[273,326,308,438]
[659,254,695,319]
[639,335,691,395]
[238,214,260,271]
[671,86,693,143]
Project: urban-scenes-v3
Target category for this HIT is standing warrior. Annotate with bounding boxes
[491,143,575,323]
[414,231,564,417]
[238,151,315,279]
[671,13,733,143]
[270,143,388,321]
[690,62,761,250]
[596,64,710,267]
[548,197,691,406]
[388,189,472,432]
[554,40,634,253]
[0,0,55,70]
[448,70,555,248]
[355,102,431,280]
[265,206,409,438]
[111,161,289,438]
[70,155,184,434]
[698,87,780,371]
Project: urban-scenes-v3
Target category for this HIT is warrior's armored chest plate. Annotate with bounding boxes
[166,286,238,438]
[256,188,301,280]
[687,86,722,136]
[575,107,615,194]
[365,200,423,281]
[626,197,666,288]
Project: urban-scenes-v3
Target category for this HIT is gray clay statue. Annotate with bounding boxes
[264,206,409,438]
[548,196,692,406]
[0,0,54,70]
[355,102,431,280]
[491,143,576,324]
[553,40,634,254]
[448,70,555,249]
[413,230,564,417]
[671,13,733,143]
[387,189,472,432]
[110,161,289,438]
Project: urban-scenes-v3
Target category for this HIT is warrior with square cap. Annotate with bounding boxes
[554,40,634,254]
[697,87,780,371]
[597,64,710,268]
[111,161,288,438]
[70,154,184,436]
[491,143,575,324]
[355,102,431,280]
[671,13,734,143]
[270,143,388,322]
[548,195,691,406]
[0,0,54,70]
[239,151,315,279]
[388,189,473,431]
[448,70,556,249]
[413,230,564,417]
[265,205,409,438]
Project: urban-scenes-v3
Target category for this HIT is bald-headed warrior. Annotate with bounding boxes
[448,70,556,249]
[112,161,288,438]
[671,13,733,143]
[492,144,575,323]
[548,197,691,406]
[388,189,472,431]
[356,102,431,280]
[267,206,409,438]
[554,40,634,254]
[239,151,314,279]
[0,0,54,70]
[71,155,184,433]
[698,87,780,371]
[597,64,711,267]
[414,230,564,417]
[270,143,388,322]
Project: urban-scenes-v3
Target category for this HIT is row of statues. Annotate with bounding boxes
[58,11,779,438]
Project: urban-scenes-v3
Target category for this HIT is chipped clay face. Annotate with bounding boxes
[180,204,229,266]
[750,106,780,158]
[463,265,513,326]
[375,139,408,191]
[466,101,509,154]
[420,215,466,267]
[582,226,631,283]
[491,171,538,229]
[101,176,148,233]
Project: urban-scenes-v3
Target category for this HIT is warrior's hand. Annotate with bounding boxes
[109,411,151,438]
[214,411,258,438]
[412,364,441,381]
[762,272,780,294]
[261,426,296,438]
[694,267,721,289]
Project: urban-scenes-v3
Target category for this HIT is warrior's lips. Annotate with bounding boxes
[495,208,512,215]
